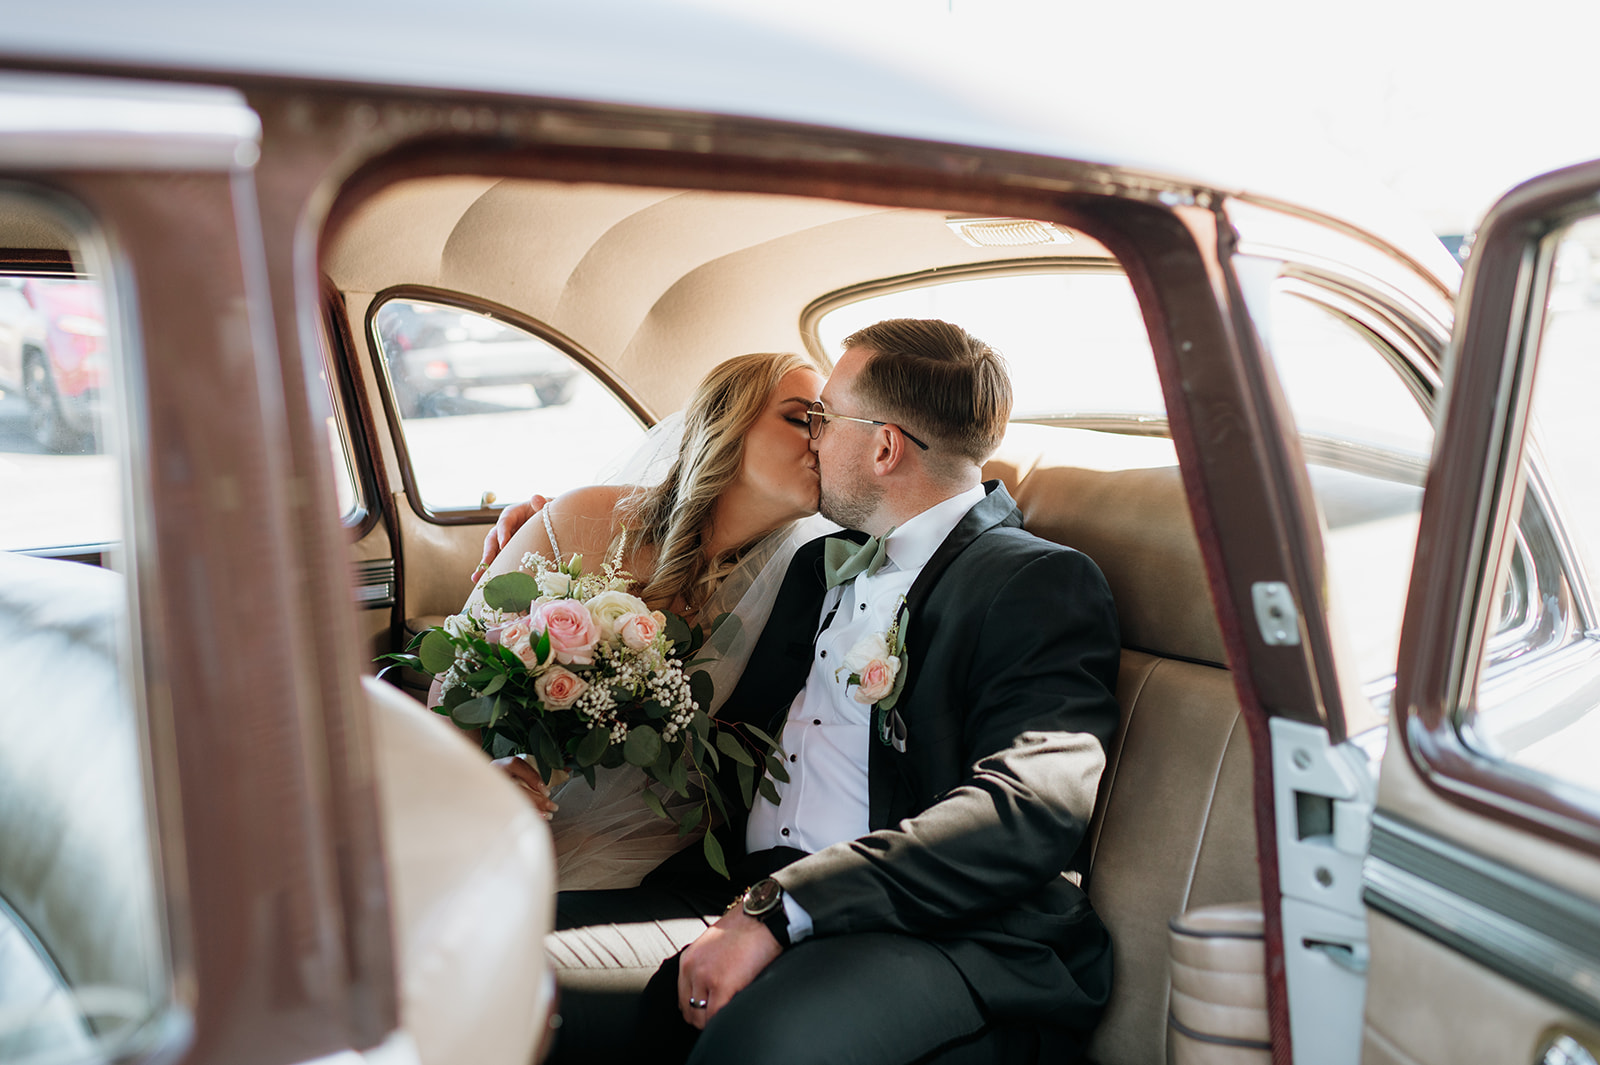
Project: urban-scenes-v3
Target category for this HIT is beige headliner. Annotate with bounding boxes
[323,176,1117,414]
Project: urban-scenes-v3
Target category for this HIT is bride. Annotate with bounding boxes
[434,351,831,889]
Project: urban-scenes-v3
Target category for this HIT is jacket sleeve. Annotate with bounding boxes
[774,546,1120,936]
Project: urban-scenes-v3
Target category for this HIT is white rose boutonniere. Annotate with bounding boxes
[839,596,911,750]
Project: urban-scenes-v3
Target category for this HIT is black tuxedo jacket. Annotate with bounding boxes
[715,481,1120,1033]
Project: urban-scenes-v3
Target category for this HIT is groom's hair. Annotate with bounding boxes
[842,318,1012,465]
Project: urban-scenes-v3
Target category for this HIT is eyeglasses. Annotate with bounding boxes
[804,401,929,451]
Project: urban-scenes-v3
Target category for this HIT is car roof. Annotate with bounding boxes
[0,0,1460,286]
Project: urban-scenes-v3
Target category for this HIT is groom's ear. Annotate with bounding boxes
[871,426,906,477]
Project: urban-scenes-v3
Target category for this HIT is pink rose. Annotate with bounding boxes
[853,657,900,704]
[535,665,588,709]
[532,599,599,665]
[616,610,666,650]
[488,615,533,648]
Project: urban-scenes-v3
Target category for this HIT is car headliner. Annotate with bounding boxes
[0,0,1461,290]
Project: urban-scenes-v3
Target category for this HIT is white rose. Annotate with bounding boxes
[537,570,575,598]
[842,633,893,674]
[586,589,652,641]
[442,612,477,638]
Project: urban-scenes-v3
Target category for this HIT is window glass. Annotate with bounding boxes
[815,270,1163,423]
[0,200,170,1062]
[1465,215,1600,791]
[1263,290,1434,686]
[311,322,359,523]
[0,276,118,552]
[374,298,647,510]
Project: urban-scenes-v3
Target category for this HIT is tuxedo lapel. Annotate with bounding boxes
[867,481,1023,827]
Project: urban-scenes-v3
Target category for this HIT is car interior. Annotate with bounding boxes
[16,140,1495,1063]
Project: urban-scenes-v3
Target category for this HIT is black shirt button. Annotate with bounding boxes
[813,719,821,726]
[789,754,798,763]
[820,650,827,658]
[781,828,790,837]
[860,603,867,610]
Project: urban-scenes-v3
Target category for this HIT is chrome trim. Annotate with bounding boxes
[0,73,259,171]
[353,559,396,610]
[1364,813,1600,1027]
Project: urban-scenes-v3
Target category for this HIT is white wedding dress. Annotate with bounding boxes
[539,416,835,890]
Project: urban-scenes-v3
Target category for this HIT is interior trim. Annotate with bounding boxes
[353,559,396,610]
[1364,812,1600,1027]
[1168,1013,1272,1051]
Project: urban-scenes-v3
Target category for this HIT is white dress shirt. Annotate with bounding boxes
[745,483,987,941]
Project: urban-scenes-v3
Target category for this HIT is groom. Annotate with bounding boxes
[542,319,1120,1064]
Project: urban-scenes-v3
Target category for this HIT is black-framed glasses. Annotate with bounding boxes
[804,401,929,451]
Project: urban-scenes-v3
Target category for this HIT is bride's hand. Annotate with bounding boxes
[493,755,559,819]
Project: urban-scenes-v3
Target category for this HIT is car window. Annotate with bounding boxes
[372,297,647,512]
[1261,287,1434,687]
[1464,215,1600,793]
[815,269,1163,426]
[0,197,171,1062]
[312,320,360,524]
[0,275,117,553]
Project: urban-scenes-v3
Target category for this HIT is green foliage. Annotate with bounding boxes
[641,788,669,820]
[689,670,714,713]
[623,725,662,767]
[418,629,457,675]
[716,731,755,767]
[575,725,611,767]
[483,571,539,612]
[702,830,728,879]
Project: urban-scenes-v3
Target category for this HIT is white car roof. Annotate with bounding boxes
[0,0,1461,285]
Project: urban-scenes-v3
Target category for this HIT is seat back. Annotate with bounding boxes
[984,432,1261,1065]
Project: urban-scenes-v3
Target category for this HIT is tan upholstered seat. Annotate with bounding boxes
[984,429,1261,1065]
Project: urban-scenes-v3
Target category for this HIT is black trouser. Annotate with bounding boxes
[545,848,1042,1065]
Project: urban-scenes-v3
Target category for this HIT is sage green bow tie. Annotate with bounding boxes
[823,528,895,589]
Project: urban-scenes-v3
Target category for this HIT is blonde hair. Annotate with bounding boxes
[624,351,813,612]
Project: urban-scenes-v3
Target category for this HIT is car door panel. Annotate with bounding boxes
[1365,159,1600,1065]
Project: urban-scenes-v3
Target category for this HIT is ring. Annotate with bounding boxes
[688,997,708,1009]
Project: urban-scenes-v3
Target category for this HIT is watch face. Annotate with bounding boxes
[744,877,781,915]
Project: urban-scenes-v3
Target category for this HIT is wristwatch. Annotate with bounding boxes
[740,877,791,949]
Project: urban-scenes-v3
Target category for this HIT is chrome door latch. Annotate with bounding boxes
[1252,581,1301,646]
[1541,1035,1599,1065]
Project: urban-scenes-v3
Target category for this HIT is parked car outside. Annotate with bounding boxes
[375,299,578,417]
[0,276,105,452]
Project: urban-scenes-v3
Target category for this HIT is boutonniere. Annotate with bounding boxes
[839,596,910,751]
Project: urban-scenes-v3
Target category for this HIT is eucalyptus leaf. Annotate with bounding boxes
[641,788,669,820]
[702,831,729,879]
[704,777,728,820]
[691,711,712,742]
[442,685,471,709]
[538,732,563,776]
[483,571,539,612]
[575,725,611,767]
[418,629,457,675]
[757,777,782,807]
[744,723,780,750]
[668,758,690,798]
[450,696,495,728]
[481,673,507,696]
[689,670,714,712]
[880,651,910,711]
[707,611,743,651]
[624,725,662,767]
[677,804,704,838]
[736,759,755,808]
[716,731,755,767]
[765,753,790,784]
[490,733,517,759]
[664,611,692,652]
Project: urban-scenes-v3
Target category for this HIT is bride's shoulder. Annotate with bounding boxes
[543,485,637,554]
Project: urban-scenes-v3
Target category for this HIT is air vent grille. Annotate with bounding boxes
[945,217,1075,248]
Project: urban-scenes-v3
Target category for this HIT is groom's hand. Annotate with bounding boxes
[473,494,549,580]
[677,908,782,1028]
